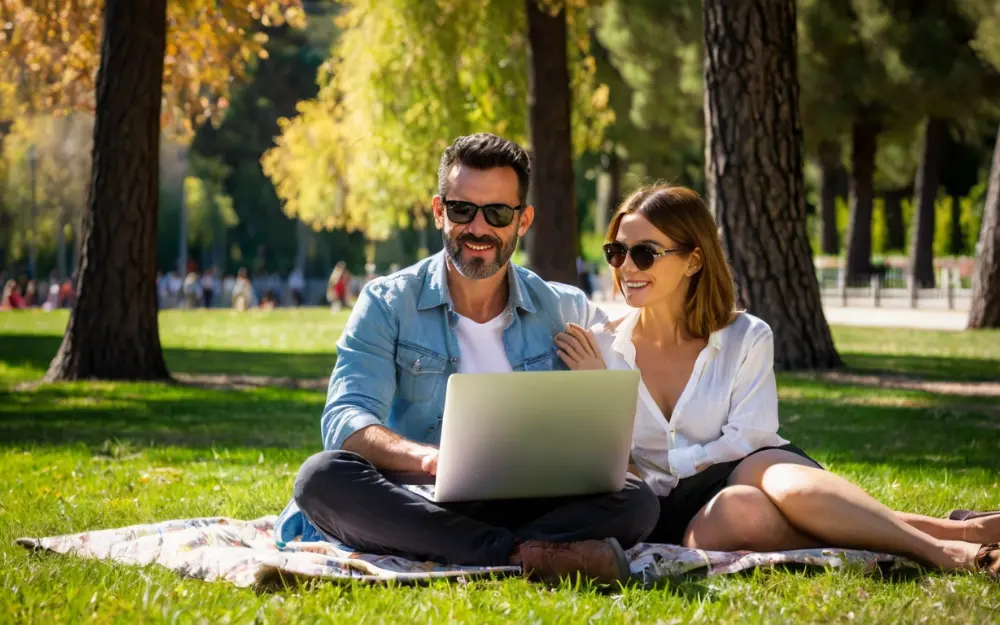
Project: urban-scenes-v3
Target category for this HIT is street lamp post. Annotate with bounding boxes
[27,144,38,279]
[178,147,188,278]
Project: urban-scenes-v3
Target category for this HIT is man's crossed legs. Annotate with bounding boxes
[293,451,659,583]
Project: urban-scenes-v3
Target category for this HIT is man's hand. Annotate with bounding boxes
[419,449,439,476]
[555,323,607,370]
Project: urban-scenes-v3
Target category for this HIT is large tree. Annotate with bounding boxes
[702,0,841,370]
[908,116,949,287]
[263,0,611,263]
[968,122,1000,329]
[843,118,879,282]
[525,1,576,283]
[0,0,304,381]
[45,0,170,380]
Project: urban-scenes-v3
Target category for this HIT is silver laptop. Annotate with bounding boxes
[429,369,640,502]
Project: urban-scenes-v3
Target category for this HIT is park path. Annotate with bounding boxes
[595,301,969,331]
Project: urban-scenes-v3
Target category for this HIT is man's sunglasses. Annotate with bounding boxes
[442,198,522,228]
[603,241,687,271]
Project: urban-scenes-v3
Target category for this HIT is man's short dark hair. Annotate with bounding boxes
[437,133,531,206]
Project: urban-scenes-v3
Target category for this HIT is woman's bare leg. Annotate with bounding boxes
[682,485,822,551]
[725,450,980,570]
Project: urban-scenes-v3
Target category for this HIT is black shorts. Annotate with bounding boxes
[645,444,822,545]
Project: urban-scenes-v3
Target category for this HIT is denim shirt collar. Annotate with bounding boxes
[417,252,537,315]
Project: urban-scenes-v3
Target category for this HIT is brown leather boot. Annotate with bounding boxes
[516,538,630,585]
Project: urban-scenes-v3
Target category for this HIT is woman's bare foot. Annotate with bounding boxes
[963,514,1000,544]
[928,539,984,571]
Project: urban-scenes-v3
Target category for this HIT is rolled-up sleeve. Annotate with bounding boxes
[667,327,783,478]
[321,281,398,450]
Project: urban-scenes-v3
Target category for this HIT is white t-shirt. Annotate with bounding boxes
[454,313,513,374]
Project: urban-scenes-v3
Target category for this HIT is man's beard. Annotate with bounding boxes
[443,227,519,280]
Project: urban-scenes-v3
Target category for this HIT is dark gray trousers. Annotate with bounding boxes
[293,450,659,566]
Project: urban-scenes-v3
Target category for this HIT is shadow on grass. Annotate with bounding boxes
[0,381,325,450]
[778,394,999,471]
[0,378,995,473]
[0,333,336,379]
[840,352,1000,382]
[2,333,997,472]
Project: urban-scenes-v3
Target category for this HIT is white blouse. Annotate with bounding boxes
[592,310,788,497]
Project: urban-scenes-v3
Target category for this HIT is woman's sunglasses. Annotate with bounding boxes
[443,198,522,228]
[603,241,687,271]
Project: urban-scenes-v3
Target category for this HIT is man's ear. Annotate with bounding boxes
[686,248,703,277]
[517,205,535,237]
[432,195,445,230]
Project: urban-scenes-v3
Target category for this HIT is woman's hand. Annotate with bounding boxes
[555,323,607,370]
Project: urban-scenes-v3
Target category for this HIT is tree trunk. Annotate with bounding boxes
[908,116,947,288]
[178,148,189,276]
[45,0,169,381]
[948,193,964,255]
[0,120,10,263]
[882,186,908,253]
[295,219,308,273]
[56,203,67,280]
[596,150,622,236]
[703,0,841,371]
[968,122,1000,329]
[525,0,578,285]
[818,140,841,255]
[844,120,879,283]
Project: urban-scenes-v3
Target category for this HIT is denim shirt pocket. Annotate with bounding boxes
[521,350,562,372]
[395,342,448,403]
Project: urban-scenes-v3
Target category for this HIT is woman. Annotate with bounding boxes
[327,262,352,313]
[555,184,998,576]
[1,280,26,310]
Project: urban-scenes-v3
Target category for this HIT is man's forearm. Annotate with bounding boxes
[341,424,436,472]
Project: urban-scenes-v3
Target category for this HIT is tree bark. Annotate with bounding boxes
[948,193,964,255]
[0,120,10,264]
[909,116,948,288]
[525,0,578,285]
[882,185,909,253]
[968,122,1000,329]
[596,150,622,236]
[56,203,67,280]
[818,140,842,255]
[45,0,169,381]
[703,0,841,370]
[845,120,879,283]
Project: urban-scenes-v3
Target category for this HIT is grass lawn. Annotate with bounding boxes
[2,308,999,624]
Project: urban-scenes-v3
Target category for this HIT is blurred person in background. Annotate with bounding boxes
[1,280,26,310]
[232,268,256,311]
[201,268,217,308]
[288,267,305,307]
[327,262,352,312]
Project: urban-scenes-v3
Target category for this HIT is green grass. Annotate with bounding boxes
[2,309,999,624]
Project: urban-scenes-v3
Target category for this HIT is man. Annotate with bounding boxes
[275,133,658,584]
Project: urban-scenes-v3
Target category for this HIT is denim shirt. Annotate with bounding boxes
[273,251,608,544]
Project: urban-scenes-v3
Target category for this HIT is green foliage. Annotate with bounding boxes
[190,21,370,276]
[0,114,91,271]
[930,194,982,258]
[871,198,887,255]
[594,0,703,191]
[578,230,605,265]
[183,154,238,251]
[962,179,987,248]
[263,0,614,238]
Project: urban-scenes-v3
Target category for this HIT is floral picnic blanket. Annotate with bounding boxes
[16,517,917,590]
